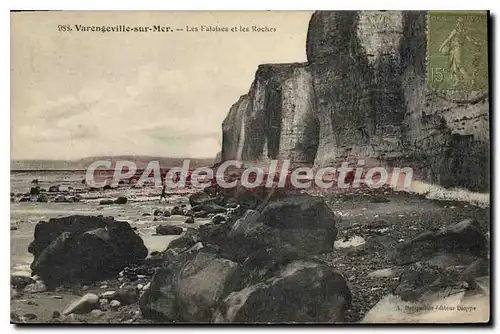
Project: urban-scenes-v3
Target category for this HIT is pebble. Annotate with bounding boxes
[100,290,116,299]
[63,293,99,315]
[137,284,144,290]
[142,282,151,291]
[100,285,109,289]
[109,300,121,309]
[367,268,395,278]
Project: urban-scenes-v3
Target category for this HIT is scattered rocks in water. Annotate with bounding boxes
[184,217,195,224]
[156,224,183,235]
[115,196,128,204]
[63,293,99,315]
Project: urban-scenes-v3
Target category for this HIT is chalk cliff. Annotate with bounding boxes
[220,11,489,190]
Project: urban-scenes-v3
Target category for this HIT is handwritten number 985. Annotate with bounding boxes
[58,25,72,32]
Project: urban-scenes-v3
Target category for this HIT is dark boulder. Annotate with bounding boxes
[184,217,195,224]
[140,248,238,322]
[183,209,194,217]
[200,200,227,214]
[48,185,60,192]
[395,219,487,265]
[222,196,338,262]
[392,261,467,302]
[188,192,211,207]
[214,260,351,323]
[194,211,208,218]
[11,275,35,289]
[259,195,338,230]
[156,225,183,235]
[170,206,184,216]
[30,187,40,195]
[154,209,170,217]
[140,247,200,321]
[199,223,233,249]
[28,215,147,287]
[177,253,239,322]
[114,196,128,204]
[167,228,199,252]
[99,199,114,205]
[37,194,48,203]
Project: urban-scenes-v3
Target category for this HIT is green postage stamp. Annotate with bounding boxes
[427,11,488,92]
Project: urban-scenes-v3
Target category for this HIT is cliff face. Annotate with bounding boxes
[221,11,489,190]
[221,63,318,165]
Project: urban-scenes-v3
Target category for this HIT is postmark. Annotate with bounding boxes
[427,11,488,96]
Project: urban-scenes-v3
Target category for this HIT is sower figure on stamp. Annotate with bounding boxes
[439,17,482,87]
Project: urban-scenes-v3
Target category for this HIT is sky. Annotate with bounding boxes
[11,11,312,160]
